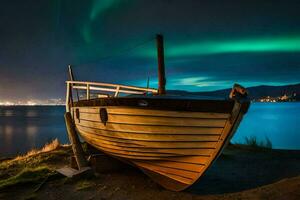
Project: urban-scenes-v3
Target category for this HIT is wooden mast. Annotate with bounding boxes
[156,34,166,95]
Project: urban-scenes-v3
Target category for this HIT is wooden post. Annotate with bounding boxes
[114,86,120,97]
[156,34,166,95]
[68,65,79,102]
[64,112,88,169]
[68,65,74,80]
[66,82,71,112]
[86,84,90,100]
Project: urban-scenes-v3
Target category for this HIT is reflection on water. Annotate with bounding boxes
[232,102,300,150]
[26,125,39,147]
[0,106,68,157]
[4,110,14,117]
[3,125,13,147]
[0,103,299,157]
[26,110,38,117]
[4,125,13,135]
[26,125,38,136]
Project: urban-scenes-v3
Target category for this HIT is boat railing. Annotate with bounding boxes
[66,81,158,111]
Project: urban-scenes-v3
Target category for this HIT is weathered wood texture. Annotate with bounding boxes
[65,112,89,169]
[73,98,243,113]
[71,100,249,191]
[156,34,166,95]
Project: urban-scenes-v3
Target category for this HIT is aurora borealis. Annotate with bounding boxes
[140,36,300,58]
[1,0,300,100]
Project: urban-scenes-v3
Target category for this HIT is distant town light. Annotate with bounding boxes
[0,98,65,106]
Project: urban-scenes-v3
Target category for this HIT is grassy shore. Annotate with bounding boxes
[0,140,300,200]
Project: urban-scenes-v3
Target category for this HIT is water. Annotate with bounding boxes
[232,102,300,150]
[0,103,299,157]
[0,106,68,157]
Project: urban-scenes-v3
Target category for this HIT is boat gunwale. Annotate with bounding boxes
[72,96,238,113]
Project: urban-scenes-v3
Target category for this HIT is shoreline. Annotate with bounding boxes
[0,143,299,199]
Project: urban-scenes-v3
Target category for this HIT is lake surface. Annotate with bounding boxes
[0,103,299,157]
[232,102,300,150]
[0,106,68,157]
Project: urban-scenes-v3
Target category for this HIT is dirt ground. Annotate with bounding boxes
[0,144,300,200]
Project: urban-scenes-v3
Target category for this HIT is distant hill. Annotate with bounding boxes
[167,83,300,101]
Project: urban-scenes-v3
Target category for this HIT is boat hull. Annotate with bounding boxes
[71,98,249,191]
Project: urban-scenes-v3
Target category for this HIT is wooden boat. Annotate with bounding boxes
[65,35,250,191]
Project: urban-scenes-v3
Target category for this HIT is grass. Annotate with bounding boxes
[0,139,96,198]
[0,139,72,183]
[13,138,61,161]
[0,139,72,190]
[23,193,37,200]
[0,166,53,190]
[244,136,273,149]
[75,179,95,191]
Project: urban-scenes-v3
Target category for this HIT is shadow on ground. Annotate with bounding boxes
[187,145,300,194]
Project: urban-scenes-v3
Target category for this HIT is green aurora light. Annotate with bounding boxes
[90,0,121,20]
[82,0,121,43]
[140,36,300,58]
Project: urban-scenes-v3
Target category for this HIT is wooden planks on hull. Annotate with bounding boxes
[75,118,223,135]
[93,149,211,161]
[79,112,227,127]
[77,106,230,119]
[135,159,205,172]
[70,103,246,191]
[78,129,218,148]
[80,133,211,188]
[76,124,222,142]
[81,135,215,156]
[136,161,199,184]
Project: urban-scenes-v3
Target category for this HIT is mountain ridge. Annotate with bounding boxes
[167,83,300,101]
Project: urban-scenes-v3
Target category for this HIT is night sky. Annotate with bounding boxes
[1,0,300,101]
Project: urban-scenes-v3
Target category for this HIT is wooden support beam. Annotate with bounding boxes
[64,112,88,169]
